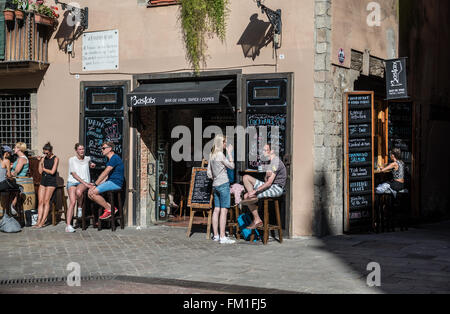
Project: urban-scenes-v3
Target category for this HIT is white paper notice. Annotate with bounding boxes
[82,30,119,71]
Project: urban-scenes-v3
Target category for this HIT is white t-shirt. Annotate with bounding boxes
[67,156,91,184]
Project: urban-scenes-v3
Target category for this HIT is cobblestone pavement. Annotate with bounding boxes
[1,221,449,294]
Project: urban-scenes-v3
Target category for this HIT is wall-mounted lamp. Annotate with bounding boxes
[54,0,89,30]
[256,0,282,49]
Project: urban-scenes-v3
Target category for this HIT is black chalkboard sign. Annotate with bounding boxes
[388,102,412,165]
[386,58,408,100]
[346,92,374,231]
[247,113,286,170]
[187,168,213,209]
[85,116,123,168]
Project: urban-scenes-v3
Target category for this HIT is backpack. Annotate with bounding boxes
[0,213,22,233]
[237,213,260,242]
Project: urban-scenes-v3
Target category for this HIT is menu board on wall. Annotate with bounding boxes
[346,92,374,231]
[84,116,123,168]
[246,113,286,170]
[388,102,412,165]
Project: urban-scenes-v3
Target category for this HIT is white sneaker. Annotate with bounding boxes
[65,225,75,233]
[212,235,220,242]
[220,237,236,244]
[10,204,17,216]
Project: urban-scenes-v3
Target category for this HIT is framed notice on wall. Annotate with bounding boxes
[345,92,375,232]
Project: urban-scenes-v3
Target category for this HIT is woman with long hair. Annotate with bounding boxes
[10,142,29,214]
[66,143,95,232]
[0,146,13,191]
[34,142,59,229]
[378,148,405,192]
[207,134,235,244]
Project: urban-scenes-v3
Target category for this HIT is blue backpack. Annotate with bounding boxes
[237,213,260,242]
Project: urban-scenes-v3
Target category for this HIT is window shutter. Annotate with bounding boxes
[0,0,6,60]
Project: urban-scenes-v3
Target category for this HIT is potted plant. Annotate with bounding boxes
[3,0,16,21]
[31,0,59,26]
[12,0,29,20]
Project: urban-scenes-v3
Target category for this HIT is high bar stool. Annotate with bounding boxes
[50,186,68,226]
[250,196,283,245]
[227,203,241,240]
[97,189,125,232]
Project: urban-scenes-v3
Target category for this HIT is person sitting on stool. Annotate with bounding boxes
[377,148,405,193]
[241,143,287,229]
[88,142,124,220]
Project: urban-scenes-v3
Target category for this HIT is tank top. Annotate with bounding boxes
[393,160,405,180]
[43,155,56,177]
[0,164,7,182]
[12,155,29,177]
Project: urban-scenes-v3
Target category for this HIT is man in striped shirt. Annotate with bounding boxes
[241,143,286,229]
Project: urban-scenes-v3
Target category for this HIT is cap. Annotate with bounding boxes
[1,145,13,153]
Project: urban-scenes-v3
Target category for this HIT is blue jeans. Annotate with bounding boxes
[213,182,231,209]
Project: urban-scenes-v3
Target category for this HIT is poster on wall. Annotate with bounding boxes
[385,58,408,100]
[82,30,119,71]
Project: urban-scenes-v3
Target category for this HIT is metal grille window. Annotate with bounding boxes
[0,94,31,149]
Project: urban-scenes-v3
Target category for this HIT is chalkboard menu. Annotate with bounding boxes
[346,92,374,230]
[85,116,124,168]
[388,102,412,165]
[187,168,213,209]
[247,113,286,170]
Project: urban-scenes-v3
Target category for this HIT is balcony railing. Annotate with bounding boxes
[2,12,55,67]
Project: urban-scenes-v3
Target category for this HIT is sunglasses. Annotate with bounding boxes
[101,146,110,150]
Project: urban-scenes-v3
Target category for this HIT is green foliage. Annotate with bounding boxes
[180,0,229,73]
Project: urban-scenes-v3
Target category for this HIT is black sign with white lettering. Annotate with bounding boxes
[188,168,213,209]
[84,117,123,169]
[386,58,408,100]
[346,93,374,232]
[128,91,220,107]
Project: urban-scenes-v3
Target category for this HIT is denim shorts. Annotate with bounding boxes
[213,182,231,209]
[96,181,121,194]
[67,182,80,190]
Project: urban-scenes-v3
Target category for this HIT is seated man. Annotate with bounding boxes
[88,142,124,220]
[241,143,287,229]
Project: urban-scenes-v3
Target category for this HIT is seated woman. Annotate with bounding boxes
[10,142,30,214]
[377,148,405,193]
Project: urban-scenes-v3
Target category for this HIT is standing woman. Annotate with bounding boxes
[0,146,13,191]
[207,134,235,244]
[10,142,29,213]
[66,143,95,233]
[34,142,59,229]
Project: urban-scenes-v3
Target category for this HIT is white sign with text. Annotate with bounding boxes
[82,30,119,71]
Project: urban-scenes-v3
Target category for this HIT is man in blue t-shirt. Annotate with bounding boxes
[88,141,124,220]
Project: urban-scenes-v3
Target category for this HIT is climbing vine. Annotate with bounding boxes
[180,0,229,73]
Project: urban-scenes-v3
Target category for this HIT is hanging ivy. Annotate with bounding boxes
[180,0,229,73]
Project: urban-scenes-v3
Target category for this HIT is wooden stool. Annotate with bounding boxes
[76,190,96,230]
[227,204,241,240]
[251,197,283,245]
[97,189,125,232]
[50,186,68,226]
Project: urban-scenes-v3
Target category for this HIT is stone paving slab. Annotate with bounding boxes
[1,221,450,294]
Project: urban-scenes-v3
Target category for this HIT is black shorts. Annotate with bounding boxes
[41,175,57,187]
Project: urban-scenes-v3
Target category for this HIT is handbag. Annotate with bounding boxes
[237,213,261,241]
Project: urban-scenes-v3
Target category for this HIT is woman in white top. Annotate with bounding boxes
[66,143,95,232]
[207,134,235,244]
